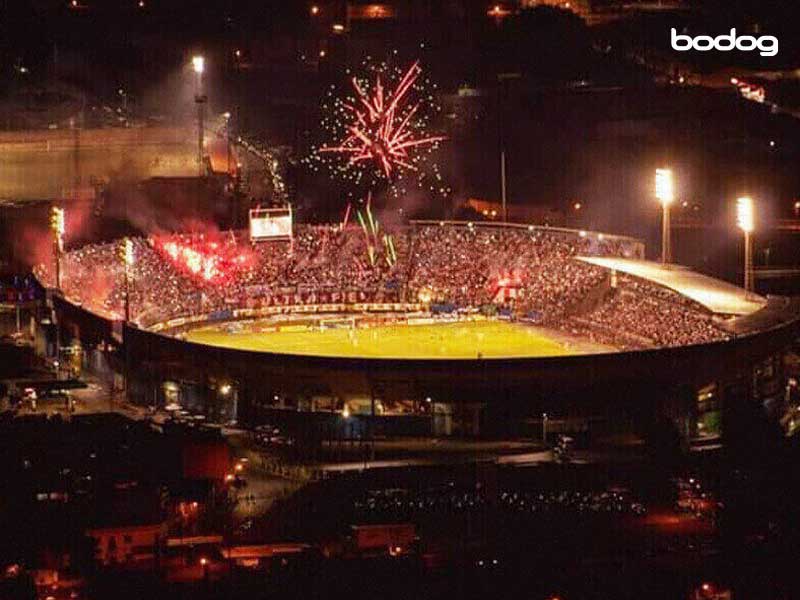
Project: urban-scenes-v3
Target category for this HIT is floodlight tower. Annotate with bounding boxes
[50,206,65,289]
[655,168,674,264]
[193,55,207,177]
[118,237,134,323]
[737,197,755,293]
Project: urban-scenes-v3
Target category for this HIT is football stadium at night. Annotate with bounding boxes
[44,216,800,442]
[9,2,800,597]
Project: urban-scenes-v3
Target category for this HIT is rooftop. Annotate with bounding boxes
[576,257,766,316]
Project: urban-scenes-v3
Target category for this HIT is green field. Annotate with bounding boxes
[184,320,601,359]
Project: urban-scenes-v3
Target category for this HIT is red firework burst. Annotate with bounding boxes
[319,61,445,178]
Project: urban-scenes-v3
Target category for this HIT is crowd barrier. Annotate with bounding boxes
[146,302,425,334]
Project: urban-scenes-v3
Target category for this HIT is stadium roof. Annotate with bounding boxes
[576,257,766,316]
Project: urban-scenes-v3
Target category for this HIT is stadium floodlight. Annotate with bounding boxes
[737,196,754,233]
[50,207,65,289]
[655,168,674,264]
[737,197,755,292]
[655,168,674,204]
[118,237,134,322]
[192,55,207,177]
[192,55,205,74]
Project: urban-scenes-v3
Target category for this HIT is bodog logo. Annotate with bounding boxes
[671,28,778,57]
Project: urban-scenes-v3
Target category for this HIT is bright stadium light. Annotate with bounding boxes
[737,196,754,233]
[192,55,205,74]
[118,237,135,322]
[655,168,674,205]
[50,207,65,289]
[192,55,207,177]
[124,238,134,267]
[737,197,755,293]
[655,168,674,264]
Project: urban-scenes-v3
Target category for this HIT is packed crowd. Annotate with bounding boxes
[37,223,730,349]
[567,276,728,349]
[407,225,609,318]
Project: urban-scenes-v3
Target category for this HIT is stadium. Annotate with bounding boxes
[45,217,800,446]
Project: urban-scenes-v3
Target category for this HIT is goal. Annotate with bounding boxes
[318,316,357,331]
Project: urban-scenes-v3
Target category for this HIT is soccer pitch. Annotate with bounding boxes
[184,320,600,359]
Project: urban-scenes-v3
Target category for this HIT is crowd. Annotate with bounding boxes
[37,223,730,349]
[568,276,728,349]
[407,225,609,318]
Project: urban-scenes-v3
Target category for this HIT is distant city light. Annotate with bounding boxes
[488,4,511,17]
[737,197,754,233]
[310,5,320,15]
[332,23,345,32]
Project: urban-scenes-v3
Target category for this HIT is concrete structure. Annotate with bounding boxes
[0,127,197,200]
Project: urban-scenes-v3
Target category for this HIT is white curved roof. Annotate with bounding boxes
[577,257,767,316]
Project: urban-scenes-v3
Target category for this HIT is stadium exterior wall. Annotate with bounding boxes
[52,293,800,440]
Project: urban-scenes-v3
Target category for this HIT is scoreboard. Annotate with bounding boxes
[249,206,293,241]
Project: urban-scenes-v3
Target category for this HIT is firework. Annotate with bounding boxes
[309,57,450,198]
[341,203,352,230]
[355,209,376,266]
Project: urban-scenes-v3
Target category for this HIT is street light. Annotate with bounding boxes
[655,168,674,264]
[192,55,207,177]
[737,196,755,292]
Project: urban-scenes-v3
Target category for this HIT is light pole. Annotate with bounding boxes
[50,206,65,290]
[118,237,134,323]
[737,197,755,293]
[192,55,207,177]
[223,111,232,175]
[498,72,521,222]
[542,412,548,446]
[655,168,674,264]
